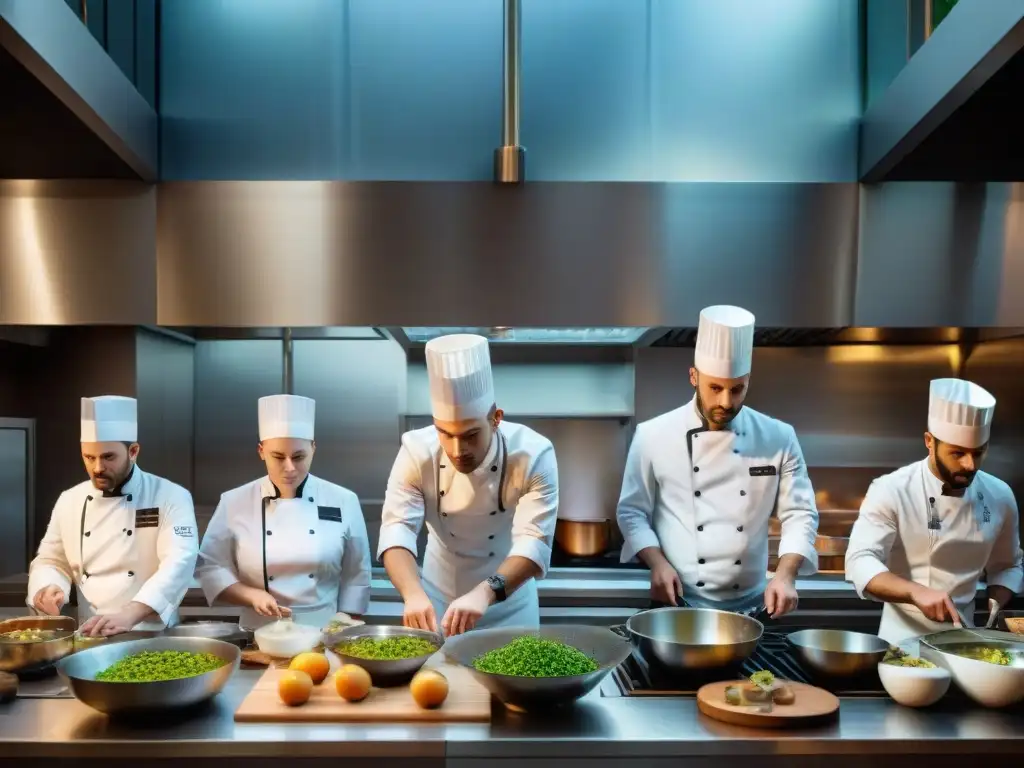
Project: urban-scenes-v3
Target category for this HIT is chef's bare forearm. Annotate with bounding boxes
[218,582,270,607]
[636,545,672,571]
[492,555,541,596]
[774,554,804,582]
[864,571,923,604]
[381,547,428,600]
[988,584,1015,608]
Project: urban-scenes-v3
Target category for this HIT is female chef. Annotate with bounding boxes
[378,334,559,636]
[195,394,372,629]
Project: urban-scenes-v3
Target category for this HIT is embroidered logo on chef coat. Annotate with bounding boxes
[317,506,343,523]
[173,525,194,538]
[134,507,159,529]
[748,466,777,477]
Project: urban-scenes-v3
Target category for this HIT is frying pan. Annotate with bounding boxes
[0,616,77,675]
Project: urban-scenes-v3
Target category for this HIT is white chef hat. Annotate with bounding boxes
[258,395,316,441]
[425,334,495,422]
[928,378,996,449]
[694,305,756,379]
[81,396,138,443]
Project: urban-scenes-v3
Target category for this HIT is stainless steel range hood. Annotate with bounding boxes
[401,327,650,344]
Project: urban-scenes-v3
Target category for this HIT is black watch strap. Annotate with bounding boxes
[486,574,507,602]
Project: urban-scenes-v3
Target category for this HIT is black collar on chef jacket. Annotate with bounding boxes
[685,397,745,457]
[260,475,313,591]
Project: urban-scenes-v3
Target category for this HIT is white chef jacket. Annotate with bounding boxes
[196,473,372,631]
[27,467,198,630]
[617,397,819,604]
[377,421,558,629]
[845,459,1024,645]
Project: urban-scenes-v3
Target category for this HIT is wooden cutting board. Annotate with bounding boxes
[696,680,839,729]
[234,659,492,723]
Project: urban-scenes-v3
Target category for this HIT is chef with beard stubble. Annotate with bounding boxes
[378,333,559,636]
[27,396,199,636]
[845,379,1023,645]
[196,395,372,630]
[616,305,820,618]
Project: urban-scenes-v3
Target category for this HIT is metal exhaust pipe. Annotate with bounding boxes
[494,0,525,183]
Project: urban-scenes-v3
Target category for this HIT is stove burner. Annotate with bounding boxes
[612,631,887,697]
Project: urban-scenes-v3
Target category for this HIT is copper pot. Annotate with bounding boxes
[555,519,610,557]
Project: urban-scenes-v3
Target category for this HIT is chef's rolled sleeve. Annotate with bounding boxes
[508,443,559,576]
[377,445,426,561]
[616,425,662,563]
[195,495,241,604]
[26,497,73,607]
[845,480,899,600]
[132,488,200,626]
[338,495,372,615]
[774,428,820,575]
[985,493,1024,594]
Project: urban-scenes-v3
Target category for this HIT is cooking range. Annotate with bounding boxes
[608,630,887,698]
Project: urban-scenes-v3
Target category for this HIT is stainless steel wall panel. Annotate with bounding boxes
[156,181,860,328]
[0,181,156,325]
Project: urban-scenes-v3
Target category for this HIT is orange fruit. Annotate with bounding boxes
[289,652,330,685]
[278,669,313,706]
[334,664,371,702]
[410,668,449,709]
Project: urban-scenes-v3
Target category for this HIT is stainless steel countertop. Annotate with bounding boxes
[2,668,1022,759]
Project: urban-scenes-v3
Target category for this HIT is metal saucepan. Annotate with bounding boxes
[0,616,77,675]
[787,628,889,677]
[621,607,764,672]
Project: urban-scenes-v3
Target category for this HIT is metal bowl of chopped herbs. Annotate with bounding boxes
[325,624,444,687]
[443,626,632,711]
[55,636,240,715]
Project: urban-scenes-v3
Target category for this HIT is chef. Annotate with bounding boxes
[27,395,199,636]
[196,394,372,630]
[378,333,559,636]
[845,378,1023,645]
[616,305,819,618]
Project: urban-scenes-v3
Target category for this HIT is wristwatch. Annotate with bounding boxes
[486,574,507,603]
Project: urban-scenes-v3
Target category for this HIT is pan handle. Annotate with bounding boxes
[608,624,629,639]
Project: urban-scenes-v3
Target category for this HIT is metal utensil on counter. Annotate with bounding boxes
[443,625,631,712]
[0,616,77,675]
[786,628,888,677]
[56,635,241,715]
[619,606,764,673]
[324,624,444,687]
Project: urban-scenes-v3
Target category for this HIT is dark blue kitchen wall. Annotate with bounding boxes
[160,0,861,182]
[62,0,158,109]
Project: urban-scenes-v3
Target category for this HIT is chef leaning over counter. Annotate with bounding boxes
[196,394,372,630]
[378,333,559,636]
[616,305,819,618]
[846,378,1024,645]
[27,396,199,636]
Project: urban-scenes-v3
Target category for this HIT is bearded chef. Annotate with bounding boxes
[616,305,819,618]
[378,334,559,636]
[845,379,1023,645]
[27,396,199,636]
[196,395,372,630]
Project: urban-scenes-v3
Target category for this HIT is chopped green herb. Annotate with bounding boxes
[749,670,775,689]
[95,650,225,682]
[472,636,599,678]
[335,636,438,661]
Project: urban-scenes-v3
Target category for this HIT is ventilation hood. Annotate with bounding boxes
[401,327,650,344]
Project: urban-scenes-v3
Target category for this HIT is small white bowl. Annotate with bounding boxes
[878,660,951,707]
[253,620,321,659]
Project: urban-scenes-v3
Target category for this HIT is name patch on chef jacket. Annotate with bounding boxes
[748,466,778,477]
[174,525,195,538]
[317,506,343,523]
[135,507,160,528]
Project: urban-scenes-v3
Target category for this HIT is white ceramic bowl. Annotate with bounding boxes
[253,620,321,659]
[921,638,1024,708]
[877,661,951,707]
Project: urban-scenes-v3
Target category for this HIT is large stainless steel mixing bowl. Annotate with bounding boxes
[443,625,632,711]
[325,624,444,687]
[625,607,763,672]
[56,635,240,715]
[0,615,77,674]
[920,628,1024,708]
[787,628,889,676]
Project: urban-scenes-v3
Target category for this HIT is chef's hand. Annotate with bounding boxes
[251,591,292,619]
[32,585,65,616]
[442,584,493,637]
[79,602,153,637]
[402,592,439,633]
[765,576,798,618]
[649,562,683,606]
[910,585,960,624]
